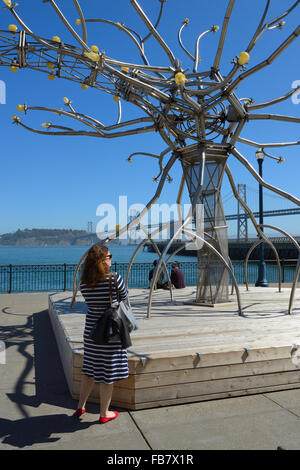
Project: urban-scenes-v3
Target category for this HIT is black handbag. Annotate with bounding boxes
[111,272,138,333]
[88,273,137,347]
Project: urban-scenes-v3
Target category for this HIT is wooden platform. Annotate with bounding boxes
[48,286,300,410]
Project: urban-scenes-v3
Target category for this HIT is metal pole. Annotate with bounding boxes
[255,155,268,287]
[9,264,12,293]
[63,263,67,291]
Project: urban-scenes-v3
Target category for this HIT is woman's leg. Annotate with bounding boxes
[99,382,114,417]
[77,374,94,409]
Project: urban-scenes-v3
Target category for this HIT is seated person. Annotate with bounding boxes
[171,261,185,289]
[149,259,164,289]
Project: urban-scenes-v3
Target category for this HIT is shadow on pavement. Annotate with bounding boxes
[1,308,98,448]
[0,414,90,448]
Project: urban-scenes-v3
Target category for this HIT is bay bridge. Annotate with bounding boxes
[79,184,300,259]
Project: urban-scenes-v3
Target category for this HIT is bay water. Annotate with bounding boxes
[0,244,197,266]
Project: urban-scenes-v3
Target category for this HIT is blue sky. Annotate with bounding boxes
[0,0,299,238]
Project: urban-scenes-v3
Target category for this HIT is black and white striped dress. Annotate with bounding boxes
[80,272,129,384]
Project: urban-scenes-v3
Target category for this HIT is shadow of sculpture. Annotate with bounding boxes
[0,307,97,448]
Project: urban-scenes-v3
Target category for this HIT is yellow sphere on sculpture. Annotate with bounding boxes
[46,62,55,70]
[9,65,18,72]
[174,72,186,85]
[91,45,99,52]
[17,104,24,112]
[238,51,250,65]
[75,19,81,25]
[9,24,18,32]
[3,0,12,6]
[81,83,89,90]
[48,74,55,81]
[52,36,61,43]
[84,51,100,62]
[113,95,120,102]
[121,66,129,73]
[63,97,69,103]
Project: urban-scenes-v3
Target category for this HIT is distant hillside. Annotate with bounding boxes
[0,228,98,246]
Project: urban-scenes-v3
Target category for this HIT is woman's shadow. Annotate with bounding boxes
[0,414,90,448]
[1,307,96,448]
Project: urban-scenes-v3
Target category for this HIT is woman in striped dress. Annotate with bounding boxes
[75,245,129,424]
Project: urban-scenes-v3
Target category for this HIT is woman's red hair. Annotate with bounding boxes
[81,245,110,288]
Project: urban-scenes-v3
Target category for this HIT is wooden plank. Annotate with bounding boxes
[133,370,300,404]
[73,357,300,389]
[113,382,300,410]
[71,381,300,411]
[112,358,300,389]
[72,344,296,373]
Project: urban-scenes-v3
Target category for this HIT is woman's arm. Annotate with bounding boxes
[115,272,128,301]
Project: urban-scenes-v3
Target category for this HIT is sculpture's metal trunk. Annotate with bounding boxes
[180,144,229,304]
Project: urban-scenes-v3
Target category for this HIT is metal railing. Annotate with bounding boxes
[0,260,299,293]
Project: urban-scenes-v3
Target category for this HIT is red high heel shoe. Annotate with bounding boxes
[75,408,86,418]
[99,411,119,424]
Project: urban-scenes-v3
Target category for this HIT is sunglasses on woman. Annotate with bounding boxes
[104,254,112,260]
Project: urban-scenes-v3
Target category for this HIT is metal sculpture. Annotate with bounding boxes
[1,0,300,313]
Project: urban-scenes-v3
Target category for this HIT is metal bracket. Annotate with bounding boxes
[241,347,249,362]
[140,356,148,367]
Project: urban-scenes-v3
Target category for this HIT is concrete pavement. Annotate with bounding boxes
[1,292,300,450]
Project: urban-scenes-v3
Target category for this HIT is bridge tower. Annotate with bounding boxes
[237,184,248,240]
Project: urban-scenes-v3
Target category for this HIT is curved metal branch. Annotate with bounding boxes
[46,0,90,51]
[231,147,300,206]
[213,0,236,70]
[116,98,122,125]
[127,147,171,179]
[260,148,284,163]
[247,0,300,51]
[194,28,215,73]
[248,113,300,124]
[224,164,281,285]
[255,224,300,315]
[129,0,176,67]
[84,18,150,67]
[8,6,76,56]
[247,86,300,110]
[227,25,300,94]
[15,106,156,138]
[178,20,194,62]
[16,120,101,137]
[244,239,281,292]
[73,0,88,45]
[246,0,271,52]
[142,0,165,43]
[269,0,300,25]
[237,137,300,148]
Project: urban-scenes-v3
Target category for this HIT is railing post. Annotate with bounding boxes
[63,263,67,291]
[9,264,12,293]
[281,259,285,283]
